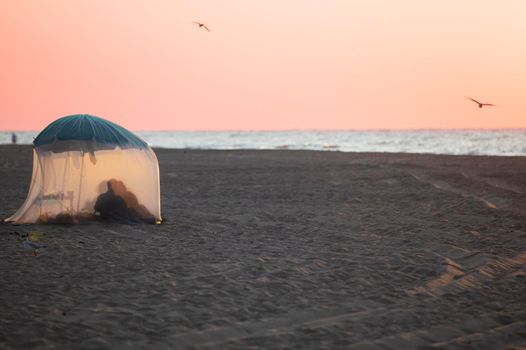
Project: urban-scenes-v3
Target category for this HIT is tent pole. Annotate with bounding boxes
[77,151,85,213]
[62,152,69,212]
[38,150,45,219]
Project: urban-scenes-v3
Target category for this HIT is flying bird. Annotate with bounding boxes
[466,97,497,108]
[193,22,211,32]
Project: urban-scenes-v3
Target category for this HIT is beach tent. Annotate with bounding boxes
[6,114,161,224]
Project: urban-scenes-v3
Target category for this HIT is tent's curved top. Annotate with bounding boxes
[34,114,148,150]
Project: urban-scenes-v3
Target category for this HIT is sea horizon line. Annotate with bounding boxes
[2,127,526,133]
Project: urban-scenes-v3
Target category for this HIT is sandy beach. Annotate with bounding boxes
[1,145,525,349]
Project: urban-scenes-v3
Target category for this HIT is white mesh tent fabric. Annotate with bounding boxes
[6,114,162,224]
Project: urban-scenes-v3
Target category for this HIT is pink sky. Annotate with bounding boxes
[1,0,525,131]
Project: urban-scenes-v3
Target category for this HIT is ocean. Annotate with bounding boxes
[1,130,526,156]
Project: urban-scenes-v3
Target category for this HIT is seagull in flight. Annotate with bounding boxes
[466,97,497,108]
[193,22,211,32]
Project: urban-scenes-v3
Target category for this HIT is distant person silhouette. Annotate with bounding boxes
[11,133,17,144]
[94,181,138,222]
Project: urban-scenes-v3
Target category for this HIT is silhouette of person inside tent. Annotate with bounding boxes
[95,181,140,223]
[94,180,155,223]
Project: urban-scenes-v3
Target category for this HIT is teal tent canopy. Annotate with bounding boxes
[34,114,148,151]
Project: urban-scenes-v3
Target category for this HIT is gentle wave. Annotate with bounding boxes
[1,130,526,156]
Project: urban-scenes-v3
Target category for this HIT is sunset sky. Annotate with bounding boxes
[1,0,525,131]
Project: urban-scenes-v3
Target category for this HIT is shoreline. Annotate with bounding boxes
[3,143,526,157]
[2,128,526,157]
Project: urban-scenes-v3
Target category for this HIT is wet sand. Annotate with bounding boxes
[1,145,525,349]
